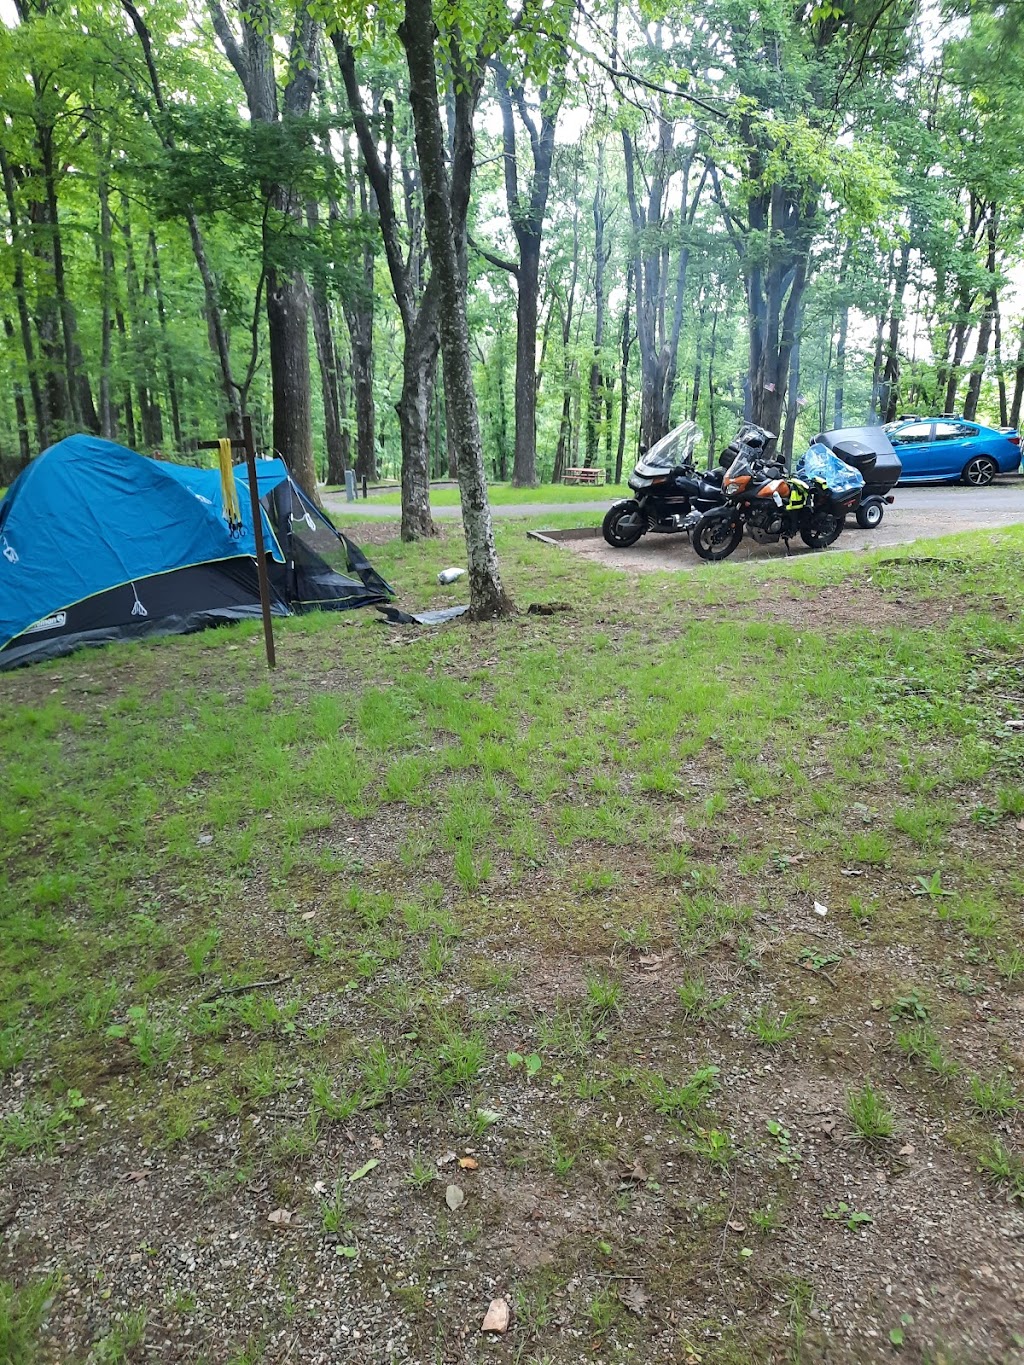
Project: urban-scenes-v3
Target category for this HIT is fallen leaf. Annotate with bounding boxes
[840,868,864,877]
[727,1220,746,1233]
[301,910,316,921]
[348,1159,379,1182]
[196,833,213,846]
[436,1151,457,1167]
[123,1170,149,1183]
[481,1298,510,1333]
[898,1143,915,1157]
[458,1156,479,1170]
[267,1208,294,1226]
[637,953,663,971]
[445,1184,464,1211]
[1017,818,1024,833]
[819,1117,837,1136]
[617,1281,649,1316]
[620,1158,649,1183]
[739,1247,754,1259]
[369,1135,384,1151]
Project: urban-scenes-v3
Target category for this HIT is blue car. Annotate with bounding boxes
[883,416,1021,485]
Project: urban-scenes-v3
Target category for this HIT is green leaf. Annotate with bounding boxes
[889,1327,904,1347]
[336,1244,358,1258]
[348,1158,380,1182]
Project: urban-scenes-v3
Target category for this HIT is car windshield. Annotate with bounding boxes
[641,421,700,469]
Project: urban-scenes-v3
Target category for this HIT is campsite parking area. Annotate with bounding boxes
[2,521,1024,1363]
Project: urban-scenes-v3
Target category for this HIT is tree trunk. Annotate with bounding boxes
[0,146,49,448]
[149,232,183,451]
[3,316,32,467]
[1009,324,1024,431]
[963,206,999,423]
[97,152,116,440]
[833,302,849,428]
[307,203,347,484]
[512,239,541,484]
[399,0,512,617]
[123,0,244,436]
[880,241,911,424]
[587,144,609,467]
[398,298,439,540]
[616,263,633,483]
[781,336,801,466]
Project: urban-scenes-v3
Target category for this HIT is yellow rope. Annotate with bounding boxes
[217,438,242,531]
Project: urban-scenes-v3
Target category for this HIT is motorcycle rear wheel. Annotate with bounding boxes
[602,504,646,548]
[800,513,844,549]
[691,514,743,562]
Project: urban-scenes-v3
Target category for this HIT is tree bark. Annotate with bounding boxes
[617,263,633,483]
[963,205,999,423]
[0,146,49,448]
[3,316,32,467]
[334,39,436,535]
[306,201,347,484]
[1009,324,1024,432]
[880,241,910,424]
[208,0,321,500]
[399,0,513,618]
[490,59,561,487]
[587,143,610,468]
[123,0,243,437]
[149,232,183,451]
[97,147,117,440]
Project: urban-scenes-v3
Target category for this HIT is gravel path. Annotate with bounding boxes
[323,478,1024,526]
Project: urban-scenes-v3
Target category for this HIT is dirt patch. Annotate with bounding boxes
[555,504,1024,576]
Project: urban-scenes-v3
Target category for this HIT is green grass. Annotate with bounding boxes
[3,521,1024,1360]
[325,480,632,506]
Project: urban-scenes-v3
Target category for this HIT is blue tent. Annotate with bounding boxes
[0,435,392,670]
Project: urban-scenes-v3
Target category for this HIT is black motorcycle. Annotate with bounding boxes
[603,421,744,548]
[686,442,861,562]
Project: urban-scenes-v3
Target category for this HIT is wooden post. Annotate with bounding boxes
[241,414,277,670]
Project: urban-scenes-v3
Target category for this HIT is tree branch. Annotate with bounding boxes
[469,235,520,275]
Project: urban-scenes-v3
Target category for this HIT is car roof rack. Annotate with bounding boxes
[897,414,921,421]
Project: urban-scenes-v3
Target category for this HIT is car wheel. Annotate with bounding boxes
[962,455,998,487]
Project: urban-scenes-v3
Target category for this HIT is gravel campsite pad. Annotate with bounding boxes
[2,524,1024,1363]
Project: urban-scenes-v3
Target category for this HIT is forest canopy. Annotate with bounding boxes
[1,0,1022,523]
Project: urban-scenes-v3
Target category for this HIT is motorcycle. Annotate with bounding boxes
[685,440,863,562]
[602,421,726,548]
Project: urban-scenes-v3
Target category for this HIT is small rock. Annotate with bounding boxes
[445,1184,464,1212]
[813,901,828,917]
[481,1298,510,1333]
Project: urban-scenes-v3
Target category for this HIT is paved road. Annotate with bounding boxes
[323,479,1024,523]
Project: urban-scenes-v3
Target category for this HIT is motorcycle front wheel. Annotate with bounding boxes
[691,514,743,562]
[800,513,844,549]
[602,503,646,547]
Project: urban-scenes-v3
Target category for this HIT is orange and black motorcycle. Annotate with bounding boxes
[685,442,862,562]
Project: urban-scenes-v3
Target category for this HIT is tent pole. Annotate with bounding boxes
[242,414,277,671]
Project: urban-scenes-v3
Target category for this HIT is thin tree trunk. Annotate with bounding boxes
[880,241,911,424]
[3,316,32,466]
[963,206,999,423]
[1009,324,1024,431]
[616,262,633,482]
[307,202,346,483]
[97,152,116,439]
[781,336,801,466]
[994,305,1008,428]
[399,0,512,617]
[0,146,49,448]
[149,232,183,450]
[833,304,849,428]
[123,0,243,436]
[587,143,609,467]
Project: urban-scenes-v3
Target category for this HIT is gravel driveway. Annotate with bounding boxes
[544,480,1024,572]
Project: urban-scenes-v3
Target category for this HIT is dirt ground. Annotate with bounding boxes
[552,504,1024,574]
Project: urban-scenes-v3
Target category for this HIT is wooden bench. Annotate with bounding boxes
[562,467,607,486]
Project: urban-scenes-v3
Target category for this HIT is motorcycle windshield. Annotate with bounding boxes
[636,420,701,472]
[723,451,755,486]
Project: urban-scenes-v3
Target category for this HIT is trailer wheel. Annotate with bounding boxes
[856,500,884,529]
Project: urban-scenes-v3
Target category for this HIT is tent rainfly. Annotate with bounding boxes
[0,435,393,671]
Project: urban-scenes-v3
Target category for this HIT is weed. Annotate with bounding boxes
[184,929,221,975]
[640,1066,720,1120]
[823,1201,873,1231]
[88,1309,147,1362]
[751,1205,782,1235]
[996,949,1024,983]
[107,1006,178,1068]
[320,1180,352,1237]
[584,972,623,1023]
[359,1042,415,1102]
[766,1119,801,1169]
[677,976,729,1022]
[967,1073,1020,1119]
[846,1082,895,1140]
[507,1051,542,1081]
[406,1152,434,1189]
[0,1273,59,1362]
[587,1287,619,1335]
[890,991,929,1022]
[977,1139,1024,1198]
[895,1026,959,1083]
[311,1072,364,1122]
[913,870,954,899]
[432,1023,485,1090]
[749,1007,800,1046]
[692,1127,734,1166]
[79,986,119,1034]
